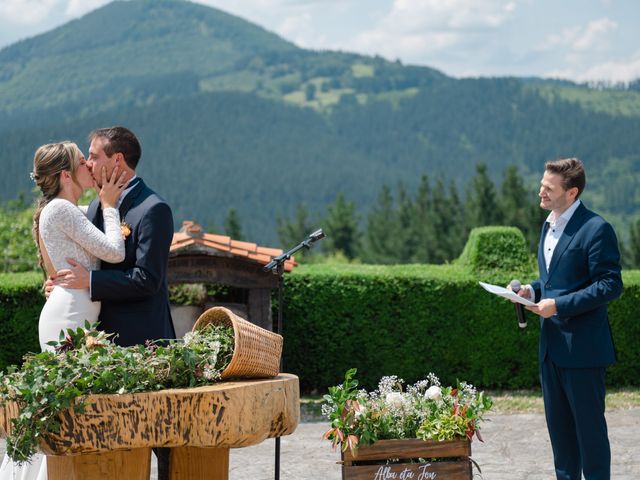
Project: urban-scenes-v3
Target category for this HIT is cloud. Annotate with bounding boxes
[0,0,61,25]
[538,17,617,52]
[350,0,517,62]
[546,49,640,83]
[65,0,109,17]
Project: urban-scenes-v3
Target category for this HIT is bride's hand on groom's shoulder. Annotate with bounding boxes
[99,166,129,209]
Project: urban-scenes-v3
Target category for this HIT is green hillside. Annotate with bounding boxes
[1,0,639,245]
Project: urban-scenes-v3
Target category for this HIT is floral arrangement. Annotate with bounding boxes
[0,321,234,463]
[322,368,492,454]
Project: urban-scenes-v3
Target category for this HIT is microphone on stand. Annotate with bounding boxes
[509,279,527,329]
[308,229,325,243]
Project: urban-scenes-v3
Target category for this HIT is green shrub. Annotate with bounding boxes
[457,226,535,276]
[282,264,541,393]
[0,272,44,371]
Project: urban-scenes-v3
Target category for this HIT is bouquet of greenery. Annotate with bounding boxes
[0,321,234,463]
[322,368,493,454]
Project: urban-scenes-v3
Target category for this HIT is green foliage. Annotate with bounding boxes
[168,283,207,307]
[281,265,639,393]
[322,193,360,259]
[457,226,535,276]
[465,163,502,229]
[224,208,244,240]
[0,272,44,371]
[282,264,541,393]
[0,197,38,273]
[322,369,492,453]
[0,322,234,463]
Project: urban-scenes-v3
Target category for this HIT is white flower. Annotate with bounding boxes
[203,363,220,381]
[378,375,403,395]
[385,392,406,410]
[183,332,196,346]
[424,385,442,401]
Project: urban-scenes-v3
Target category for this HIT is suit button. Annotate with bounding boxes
[545,284,550,288]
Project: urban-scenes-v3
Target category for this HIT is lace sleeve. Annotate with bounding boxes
[54,201,126,263]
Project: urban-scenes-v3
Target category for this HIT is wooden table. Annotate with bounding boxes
[1,374,299,480]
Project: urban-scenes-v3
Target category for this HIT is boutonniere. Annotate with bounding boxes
[120,221,132,239]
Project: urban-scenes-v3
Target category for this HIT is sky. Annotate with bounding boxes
[1,0,639,83]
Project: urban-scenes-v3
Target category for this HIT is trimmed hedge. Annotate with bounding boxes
[1,228,638,394]
[282,265,639,392]
[457,226,536,275]
[0,272,44,370]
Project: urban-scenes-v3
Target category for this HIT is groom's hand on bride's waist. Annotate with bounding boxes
[54,258,90,290]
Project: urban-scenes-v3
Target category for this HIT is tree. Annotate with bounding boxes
[323,193,360,259]
[500,166,530,232]
[224,208,244,240]
[363,186,398,264]
[446,180,466,260]
[411,175,435,263]
[396,182,418,262]
[465,162,502,230]
[277,203,314,250]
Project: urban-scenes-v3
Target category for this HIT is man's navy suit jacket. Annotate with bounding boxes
[87,178,176,346]
[530,202,622,368]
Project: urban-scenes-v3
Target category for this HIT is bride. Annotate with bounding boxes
[0,141,128,479]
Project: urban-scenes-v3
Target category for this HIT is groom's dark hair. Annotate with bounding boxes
[89,126,141,169]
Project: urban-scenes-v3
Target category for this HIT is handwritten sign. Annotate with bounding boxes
[372,464,438,480]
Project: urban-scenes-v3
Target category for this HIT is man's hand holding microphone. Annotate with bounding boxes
[507,280,558,324]
[508,280,528,328]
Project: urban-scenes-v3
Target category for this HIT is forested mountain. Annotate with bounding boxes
[1,0,639,245]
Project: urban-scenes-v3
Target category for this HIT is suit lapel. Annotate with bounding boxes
[547,203,587,279]
[538,221,550,275]
[118,178,144,219]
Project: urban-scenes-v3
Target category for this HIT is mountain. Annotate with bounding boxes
[1,0,639,245]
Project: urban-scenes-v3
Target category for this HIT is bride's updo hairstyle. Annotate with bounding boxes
[31,141,82,274]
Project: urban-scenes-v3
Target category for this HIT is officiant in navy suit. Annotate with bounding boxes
[515,158,622,480]
[53,126,175,480]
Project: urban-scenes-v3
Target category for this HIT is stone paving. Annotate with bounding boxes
[2,409,639,479]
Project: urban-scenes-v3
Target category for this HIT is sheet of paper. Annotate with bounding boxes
[478,281,537,307]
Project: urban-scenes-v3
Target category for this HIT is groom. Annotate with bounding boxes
[53,126,175,480]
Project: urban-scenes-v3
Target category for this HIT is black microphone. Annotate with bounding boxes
[308,229,325,242]
[510,280,527,329]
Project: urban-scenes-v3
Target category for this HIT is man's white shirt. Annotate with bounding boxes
[525,199,581,301]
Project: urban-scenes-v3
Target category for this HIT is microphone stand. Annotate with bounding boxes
[263,229,325,480]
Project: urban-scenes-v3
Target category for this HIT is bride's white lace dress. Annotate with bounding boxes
[0,198,124,480]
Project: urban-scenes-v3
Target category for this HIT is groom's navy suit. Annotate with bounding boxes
[530,202,622,480]
[87,178,176,346]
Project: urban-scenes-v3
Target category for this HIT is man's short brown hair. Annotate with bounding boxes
[545,157,586,198]
[89,126,141,169]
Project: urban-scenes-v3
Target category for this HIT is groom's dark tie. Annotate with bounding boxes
[93,203,104,231]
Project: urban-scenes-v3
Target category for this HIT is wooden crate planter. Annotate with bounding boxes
[341,438,472,480]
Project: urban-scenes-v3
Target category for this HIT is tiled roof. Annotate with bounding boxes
[170,221,297,272]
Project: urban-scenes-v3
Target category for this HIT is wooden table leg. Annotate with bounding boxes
[47,447,151,480]
[169,446,230,480]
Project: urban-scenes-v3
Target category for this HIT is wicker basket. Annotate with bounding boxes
[192,306,283,379]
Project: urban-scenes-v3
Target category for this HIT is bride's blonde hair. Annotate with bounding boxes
[31,142,82,275]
